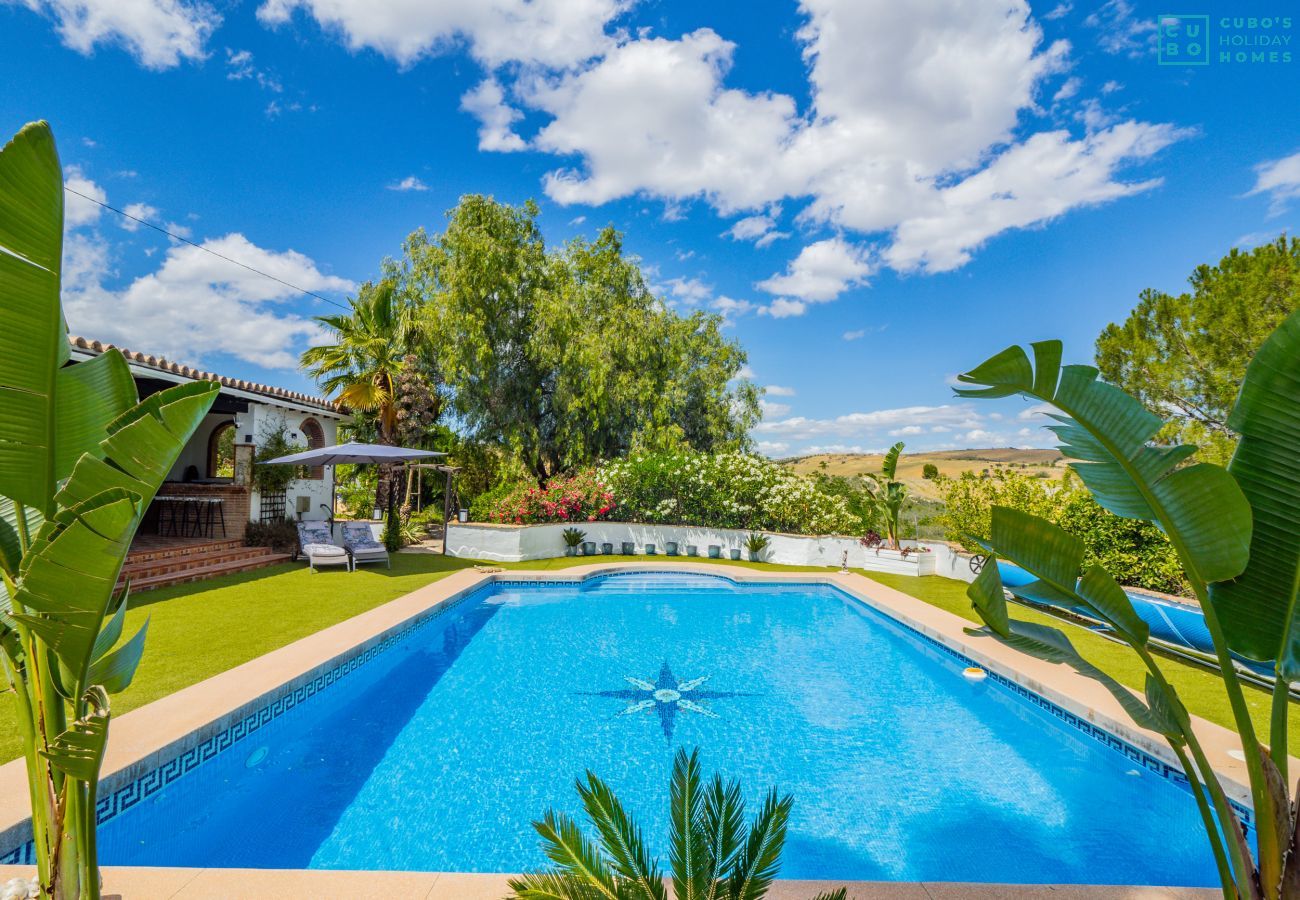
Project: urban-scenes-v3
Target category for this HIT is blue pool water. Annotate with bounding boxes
[96,572,1218,884]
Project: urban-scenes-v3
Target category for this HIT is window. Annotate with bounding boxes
[207,421,236,479]
[301,417,325,480]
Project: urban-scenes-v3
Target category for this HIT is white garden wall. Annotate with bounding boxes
[446,522,937,576]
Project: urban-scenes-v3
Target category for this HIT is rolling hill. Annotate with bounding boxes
[783,448,1065,499]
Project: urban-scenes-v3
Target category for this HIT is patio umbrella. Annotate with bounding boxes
[262,442,445,467]
[262,442,446,523]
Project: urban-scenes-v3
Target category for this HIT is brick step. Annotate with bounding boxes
[122,552,294,592]
[121,545,287,580]
[126,538,244,564]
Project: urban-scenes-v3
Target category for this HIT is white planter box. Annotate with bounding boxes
[445,521,935,576]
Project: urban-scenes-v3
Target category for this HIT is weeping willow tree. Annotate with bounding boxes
[0,122,217,898]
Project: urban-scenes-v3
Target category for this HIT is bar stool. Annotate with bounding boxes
[200,498,227,538]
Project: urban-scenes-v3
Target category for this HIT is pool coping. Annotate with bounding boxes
[0,562,1277,883]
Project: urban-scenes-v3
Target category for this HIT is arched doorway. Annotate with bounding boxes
[301,417,325,480]
[207,421,236,479]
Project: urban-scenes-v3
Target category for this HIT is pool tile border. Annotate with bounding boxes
[0,564,1262,866]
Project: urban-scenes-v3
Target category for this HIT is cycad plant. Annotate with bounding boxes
[956,309,1300,899]
[865,442,909,549]
[510,748,845,900]
[0,122,218,898]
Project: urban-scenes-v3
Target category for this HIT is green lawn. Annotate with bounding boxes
[1,555,1293,763]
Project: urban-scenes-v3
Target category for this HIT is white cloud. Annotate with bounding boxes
[461,78,527,152]
[1248,150,1300,215]
[237,0,1179,290]
[17,0,219,69]
[1084,0,1156,57]
[1017,402,1056,421]
[531,29,801,210]
[1044,2,1071,20]
[388,175,429,192]
[63,166,106,228]
[765,385,796,396]
[884,122,1184,272]
[963,429,998,444]
[225,47,282,91]
[760,298,807,319]
[842,329,866,341]
[256,0,625,68]
[657,275,713,307]
[1101,80,1123,94]
[757,237,870,301]
[1053,77,1081,102]
[63,232,356,369]
[889,425,924,436]
[568,215,587,226]
[119,202,159,231]
[755,404,983,441]
[760,400,792,418]
[724,212,788,247]
[756,440,790,456]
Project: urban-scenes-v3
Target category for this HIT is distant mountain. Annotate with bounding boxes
[782,448,1065,499]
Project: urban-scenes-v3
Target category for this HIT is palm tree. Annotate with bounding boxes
[301,278,416,443]
[302,279,422,514]
[509,748,847,900]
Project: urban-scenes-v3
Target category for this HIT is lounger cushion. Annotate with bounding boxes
[341,523,386,552]
[303,543,348,557]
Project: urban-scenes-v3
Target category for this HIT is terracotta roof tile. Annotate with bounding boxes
[68,335,342,414]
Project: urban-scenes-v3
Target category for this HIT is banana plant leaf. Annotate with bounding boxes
[1210,308,1300,676]
[0,122,66,512]
[40,710,108,783]
[956,340,1251,588]
[967,560,1183,740]
[880,441,904,480]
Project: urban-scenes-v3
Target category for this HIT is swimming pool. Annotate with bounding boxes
[88,571,1218,885]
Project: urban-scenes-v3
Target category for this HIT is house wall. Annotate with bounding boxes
[445,522,937,576]
[236,404,340,524]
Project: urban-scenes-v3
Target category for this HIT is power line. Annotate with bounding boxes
[63,185,352,312]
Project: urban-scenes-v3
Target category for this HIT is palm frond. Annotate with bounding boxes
[699,774,746,900]
[725,788,792,900]
[577,773,665,900]
[670,747,706,900]
[531,809,621,900]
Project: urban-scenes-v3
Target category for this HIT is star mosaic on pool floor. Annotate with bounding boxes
[581,660,750,740]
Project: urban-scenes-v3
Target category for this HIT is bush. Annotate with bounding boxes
[252,424,305,494]
[598,451,860,535]
[922,463,939,480]
[481,469,615,524]
[938,470,1188,595]
[244,518,300,555]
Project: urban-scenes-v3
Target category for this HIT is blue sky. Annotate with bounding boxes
[2,0,1297,456]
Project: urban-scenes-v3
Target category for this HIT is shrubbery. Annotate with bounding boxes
[939,470,1188,595]
[598,451,861,535]
[479,469,616,525]
[476,452,863,535]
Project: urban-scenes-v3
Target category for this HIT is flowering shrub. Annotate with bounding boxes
[597,451,860,536]
[483,469,616,524]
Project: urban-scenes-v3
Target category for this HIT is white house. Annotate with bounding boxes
[69,336,346,542]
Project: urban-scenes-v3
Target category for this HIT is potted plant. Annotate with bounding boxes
[744,532,770,562]
[645,543,657,555]
[562,527,585,557]
[708,545,721,558]
[582,540,597,556]
[728,547,741,560]
[665,540,679,556]
[601,541,614,555]
[621,541,635,555]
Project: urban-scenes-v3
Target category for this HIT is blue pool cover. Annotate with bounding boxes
[996,561,1267,675]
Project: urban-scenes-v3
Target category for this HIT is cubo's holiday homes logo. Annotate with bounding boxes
[1158,14,1293,65]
